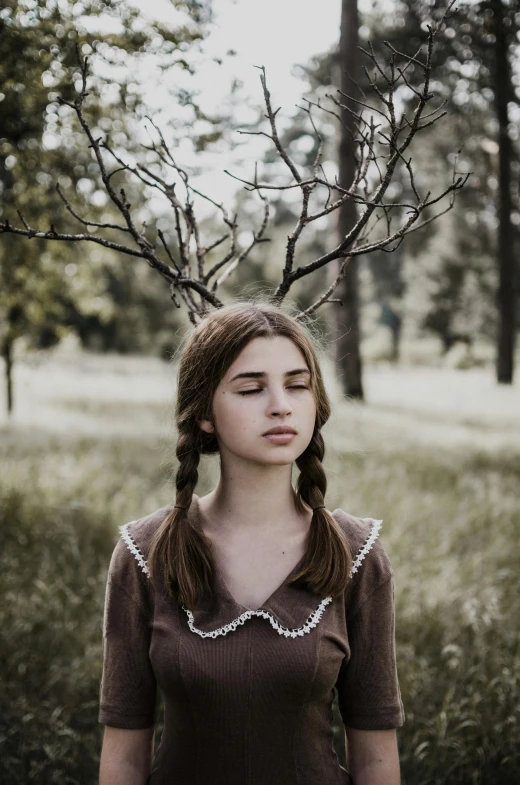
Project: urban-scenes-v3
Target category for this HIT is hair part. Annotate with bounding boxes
[147,300,352,608]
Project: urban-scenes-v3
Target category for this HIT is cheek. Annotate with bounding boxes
[304,396,317,423]
[306,407,318,440]
[214,394,255,435]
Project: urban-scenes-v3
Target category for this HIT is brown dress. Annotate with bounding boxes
[98,494,404,785]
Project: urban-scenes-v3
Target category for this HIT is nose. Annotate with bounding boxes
[265,385,293,417]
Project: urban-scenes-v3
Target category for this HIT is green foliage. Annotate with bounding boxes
[0,0,214,372]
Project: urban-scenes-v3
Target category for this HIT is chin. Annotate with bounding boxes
[262,454,296,466]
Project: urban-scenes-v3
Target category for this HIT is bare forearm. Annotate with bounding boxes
[349,758,400,785]
[345,727,400,785]
[99,759,150,785]
[99,725,154,785]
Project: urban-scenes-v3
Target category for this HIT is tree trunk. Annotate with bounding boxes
[2,334,14,417]
[333,0,364,400]
[389,312,402,364]
[493,0,516,384]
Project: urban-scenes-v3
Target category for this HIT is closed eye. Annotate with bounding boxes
[238,385,309,396]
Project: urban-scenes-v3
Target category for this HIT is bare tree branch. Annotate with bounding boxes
[0,7,465,323]
[55,182,130,233]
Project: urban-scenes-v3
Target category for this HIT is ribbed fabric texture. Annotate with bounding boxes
[98,495,404,784]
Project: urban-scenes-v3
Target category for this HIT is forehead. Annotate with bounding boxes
[223,336,308,381]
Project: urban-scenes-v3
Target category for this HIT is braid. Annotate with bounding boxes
[295,426,327,511]
[148,423,215,608]
[289,427,352,597]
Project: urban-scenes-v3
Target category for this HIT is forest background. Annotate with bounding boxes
[1,1,519,783]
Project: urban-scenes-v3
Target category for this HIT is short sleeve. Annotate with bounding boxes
[336,562,405,730]
[98,536,157,729]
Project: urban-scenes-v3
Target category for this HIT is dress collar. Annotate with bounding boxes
[119,494,382,639]
[184,494,335,638]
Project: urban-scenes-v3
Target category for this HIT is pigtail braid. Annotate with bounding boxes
[147,423,214,609]
[288,426,352,597]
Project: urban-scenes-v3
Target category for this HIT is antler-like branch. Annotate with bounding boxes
[0,44,274,325]
[220,0,464,316]
[0,3,464,324]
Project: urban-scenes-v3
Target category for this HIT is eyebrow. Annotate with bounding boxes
[229,368,311,382]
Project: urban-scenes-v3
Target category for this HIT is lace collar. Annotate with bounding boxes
[119,495,382,640]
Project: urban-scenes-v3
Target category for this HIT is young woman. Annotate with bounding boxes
[98,301,404,785]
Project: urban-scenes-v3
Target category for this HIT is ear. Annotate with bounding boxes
[198,418,215,434]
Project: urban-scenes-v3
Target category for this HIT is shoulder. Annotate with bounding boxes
[109,503,174,583]
[331,508,394,612]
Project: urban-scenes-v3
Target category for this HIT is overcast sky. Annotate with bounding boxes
[138,0,343,107]
[113,0,345,212]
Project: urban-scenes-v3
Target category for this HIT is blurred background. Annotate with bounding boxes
[1,1,519,783]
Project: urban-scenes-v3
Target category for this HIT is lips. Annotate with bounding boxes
[262,426,297,435]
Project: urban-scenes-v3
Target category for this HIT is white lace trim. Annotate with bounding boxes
[119,523,150,577]
[118,516,382,638]
[183,596,334,639]
[350,518,383,576]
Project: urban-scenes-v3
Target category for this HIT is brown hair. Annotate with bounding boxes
[147,301,352,608]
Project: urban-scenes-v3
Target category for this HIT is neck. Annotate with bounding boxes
[198,473,310,535]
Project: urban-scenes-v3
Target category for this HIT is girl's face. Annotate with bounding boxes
[199,336,317,466]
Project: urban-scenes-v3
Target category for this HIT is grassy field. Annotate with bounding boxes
[1,347,519,784]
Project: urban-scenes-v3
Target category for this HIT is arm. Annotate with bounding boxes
[335,539,405,783]
[98,536,158,780]
[345,727,400,785]
[99,726,155,785]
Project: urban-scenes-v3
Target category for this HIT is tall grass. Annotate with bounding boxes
[328,447,520,783]
[1,422,518,783]
[0,484,110,784]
